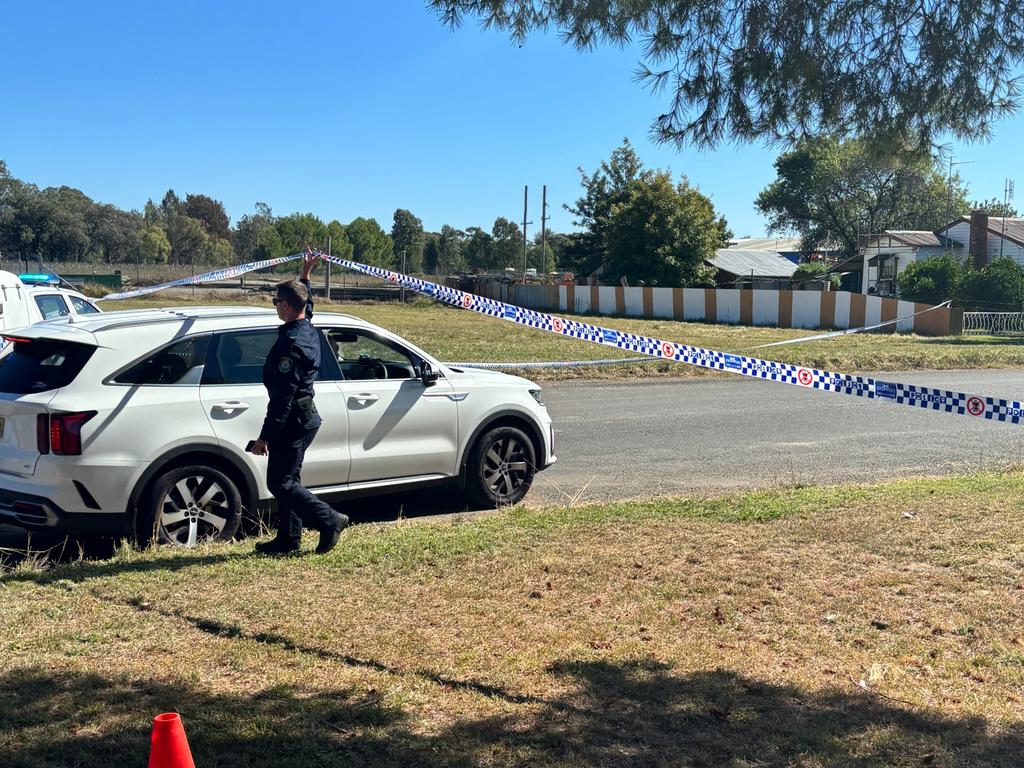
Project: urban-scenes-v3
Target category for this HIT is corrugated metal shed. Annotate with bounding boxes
[709,249,798,278]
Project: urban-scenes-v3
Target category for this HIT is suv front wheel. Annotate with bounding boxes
[139,465,242,547]
[464,426,537,507]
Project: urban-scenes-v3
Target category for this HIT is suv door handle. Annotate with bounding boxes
[348,393,379,405]
[212,401,251,413]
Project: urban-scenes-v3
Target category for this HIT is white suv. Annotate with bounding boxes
[0,271,102,330]
[0,306,555,545]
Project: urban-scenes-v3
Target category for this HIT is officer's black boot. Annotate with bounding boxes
[315,512,350,555]
[255,536,301,555]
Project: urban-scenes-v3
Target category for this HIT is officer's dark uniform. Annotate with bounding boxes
[260,280,341,548]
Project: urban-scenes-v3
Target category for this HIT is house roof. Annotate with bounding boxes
[709,249,798,279]
[988,218,1024,246]
[937,216,1024,247]
[727,236,804,252]
[875,230,943,247]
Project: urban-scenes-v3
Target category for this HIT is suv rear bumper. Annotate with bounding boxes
[0,488,129,535]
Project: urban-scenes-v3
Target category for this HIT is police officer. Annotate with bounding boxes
[252,253,348,555]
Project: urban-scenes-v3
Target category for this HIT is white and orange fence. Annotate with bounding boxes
[462,283,961,336]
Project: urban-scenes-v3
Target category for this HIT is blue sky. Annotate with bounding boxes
[2,1,1021,239]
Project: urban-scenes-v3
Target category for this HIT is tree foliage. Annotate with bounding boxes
[430,1,1024,149]
[345,217,394,268]
[562,140,727,286]
[390,209,425,272]
[971,198,1020,218]
[183,194,231,240]
[490,216,523,269]
[437,225,466,273]
[275,213,328,255]
[756,137,969,257]
[563,139,647,276]
[604,171,724,286]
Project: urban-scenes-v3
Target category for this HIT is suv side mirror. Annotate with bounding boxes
[419,361,439,387]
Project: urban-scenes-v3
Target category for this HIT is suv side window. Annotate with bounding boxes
[203,329,341,385]
[203,330,276,385]
[34,294,70,320]
[324,328,418,381]
[69,295,100,315]
[113,336,211,385]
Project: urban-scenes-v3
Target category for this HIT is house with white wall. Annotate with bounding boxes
[859,231,958,295]
[854,213,1024,296]
[935,215,1024,268]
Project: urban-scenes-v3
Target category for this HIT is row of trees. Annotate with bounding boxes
[0,160,568,276]
[1,134,1015,290]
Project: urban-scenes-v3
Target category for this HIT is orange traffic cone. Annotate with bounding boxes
[148,712,196,768]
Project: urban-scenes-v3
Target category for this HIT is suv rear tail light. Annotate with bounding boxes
[36,411,96,455]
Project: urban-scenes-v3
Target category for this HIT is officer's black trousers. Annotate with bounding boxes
[266,427,338,544]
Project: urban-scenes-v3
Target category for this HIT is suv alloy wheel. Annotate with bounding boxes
[141,465,242,547]
[465,426,537,507]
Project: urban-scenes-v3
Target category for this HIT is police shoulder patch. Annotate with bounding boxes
[278,357,293,373]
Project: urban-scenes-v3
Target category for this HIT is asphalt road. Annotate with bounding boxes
[2,370,1022,555]
[531,369,1024,505]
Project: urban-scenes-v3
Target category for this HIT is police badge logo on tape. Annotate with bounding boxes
[278,357,293,374]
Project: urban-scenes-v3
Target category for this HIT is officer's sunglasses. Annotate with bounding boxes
[271,296,287,306]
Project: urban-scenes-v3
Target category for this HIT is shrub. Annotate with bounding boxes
[956,257,1024,311]
[792,261,839,288]
[896,254,963,304]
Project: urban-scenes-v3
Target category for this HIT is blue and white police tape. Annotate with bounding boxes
[445,357,652,370]
[316,252,1024,427]
[96,253,304,302]
[751,301,953,349]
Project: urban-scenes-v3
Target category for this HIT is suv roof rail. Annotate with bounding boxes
[93,307,273,333]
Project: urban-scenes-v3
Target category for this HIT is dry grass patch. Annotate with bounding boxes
[3,474,1024,765]
[103,293,1024,381]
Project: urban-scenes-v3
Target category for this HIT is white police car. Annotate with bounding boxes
[0,305,555,546]
[0,271,102,329]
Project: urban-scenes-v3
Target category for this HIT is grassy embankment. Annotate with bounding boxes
[2,472,1024,766]
[105,291,1024,381]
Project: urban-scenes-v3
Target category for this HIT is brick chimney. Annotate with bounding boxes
[969,209,989,269]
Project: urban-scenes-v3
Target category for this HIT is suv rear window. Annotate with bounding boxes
[114,336,210,385]
[0,340,96,394]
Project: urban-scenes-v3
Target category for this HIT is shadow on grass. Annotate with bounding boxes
[0,487,481,580]
[2,660,1021,767]
[915,335,1024,348]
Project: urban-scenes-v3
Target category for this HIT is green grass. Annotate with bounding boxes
[103,291,1024,381]
[4,473,1024,766]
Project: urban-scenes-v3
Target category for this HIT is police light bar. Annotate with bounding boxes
[18,273,59,285]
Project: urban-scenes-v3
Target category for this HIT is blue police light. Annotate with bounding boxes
[18,273,60,285]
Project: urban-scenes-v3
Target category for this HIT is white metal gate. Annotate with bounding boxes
[963,312,1024,335]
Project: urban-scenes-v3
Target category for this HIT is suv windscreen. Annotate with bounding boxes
[0,340,96,394]
[69,296,100,315]
[114,336,211,385]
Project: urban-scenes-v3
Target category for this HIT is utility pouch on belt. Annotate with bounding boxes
[295,395,319,426]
